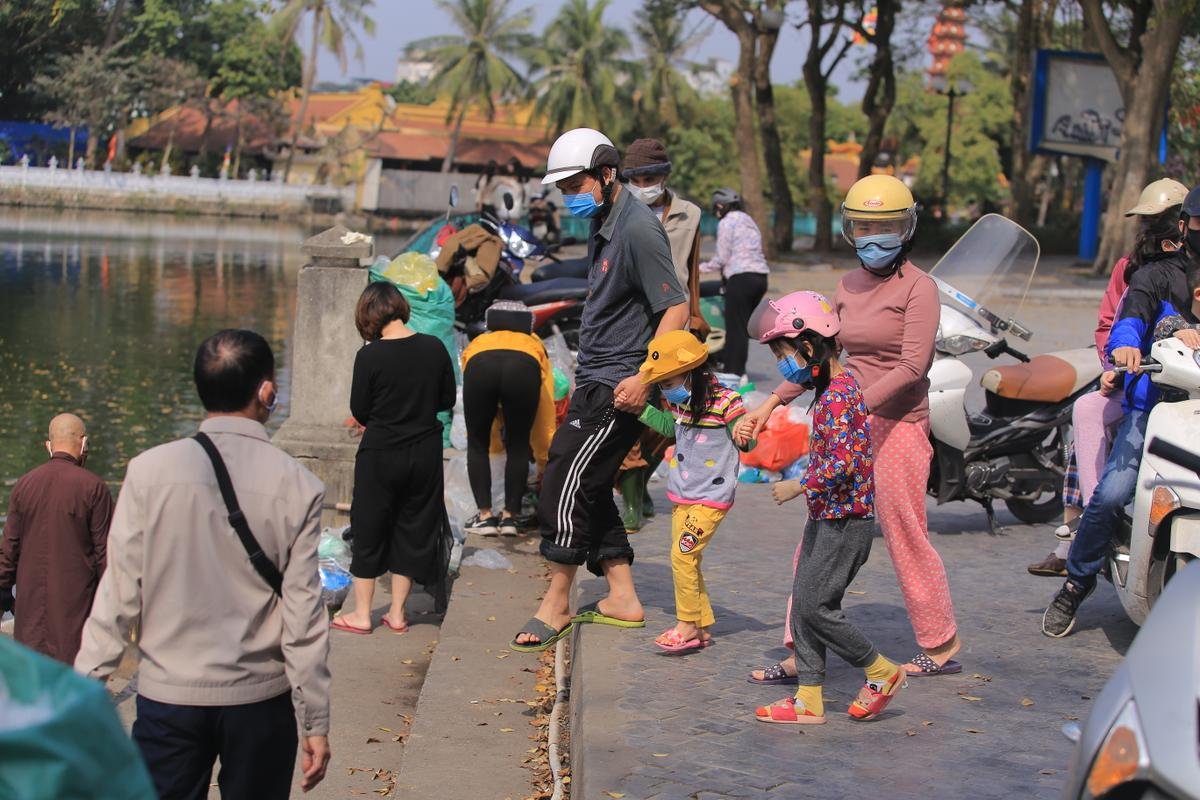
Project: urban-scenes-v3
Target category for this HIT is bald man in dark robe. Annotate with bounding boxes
[0,414,114,663]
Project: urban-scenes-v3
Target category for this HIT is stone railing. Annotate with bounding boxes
[0,162,355,211]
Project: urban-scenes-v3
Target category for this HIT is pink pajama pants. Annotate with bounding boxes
[784,415,957,651]
[1071,390,1125,507]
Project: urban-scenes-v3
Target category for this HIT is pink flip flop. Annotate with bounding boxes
[330,616,372,635]
[381,617,409,634]
[654,629,714,653]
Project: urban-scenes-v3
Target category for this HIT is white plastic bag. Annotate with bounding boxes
[444,455,476,526]
[450,388,468,450]
[542,328,576,382]
[460,548,513,570]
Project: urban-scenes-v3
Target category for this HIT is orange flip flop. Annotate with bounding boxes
[754,697,826,725]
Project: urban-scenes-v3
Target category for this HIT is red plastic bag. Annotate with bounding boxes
[740,408,809,472]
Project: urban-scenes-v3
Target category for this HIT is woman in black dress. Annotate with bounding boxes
[332,282,456,634]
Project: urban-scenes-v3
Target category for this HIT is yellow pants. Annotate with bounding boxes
[670,504,727,627]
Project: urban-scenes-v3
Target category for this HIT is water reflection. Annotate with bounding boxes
[0,209,307,512]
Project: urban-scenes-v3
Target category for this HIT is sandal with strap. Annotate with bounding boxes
[905,652,963,677]
[754,697,826,725]
[747,662,799,686]
[510,618,574,653]
[848,668,906,721]
[654,628,713,654]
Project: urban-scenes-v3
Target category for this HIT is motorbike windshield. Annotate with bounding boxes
[928,213,1040,341]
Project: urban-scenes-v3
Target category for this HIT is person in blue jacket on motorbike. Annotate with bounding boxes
[1042,205,1200,638]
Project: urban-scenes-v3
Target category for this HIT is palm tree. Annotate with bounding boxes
[408,0,534,172]
[527,0,631,137]
[632,0,709,134]
[269,0,376,181]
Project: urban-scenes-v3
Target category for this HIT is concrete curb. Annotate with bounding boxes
[396,535,549,800]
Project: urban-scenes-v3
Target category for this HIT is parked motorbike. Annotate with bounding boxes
[926,214,1102,531]
[1061,436,1200,799]
[1105,337,1200,626]
[400,188,588,349]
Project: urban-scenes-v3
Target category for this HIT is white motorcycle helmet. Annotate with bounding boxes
[541,128,620,185]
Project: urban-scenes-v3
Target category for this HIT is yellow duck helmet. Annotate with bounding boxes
[638,329,708,384]
[840,174,918,247]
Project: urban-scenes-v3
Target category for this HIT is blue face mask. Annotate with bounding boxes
[777,355,812,385]
[563,191,602,218]
[663,383,691,406]
[855,233,904,273]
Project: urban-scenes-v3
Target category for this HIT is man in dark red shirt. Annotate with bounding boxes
[0,413,113,664]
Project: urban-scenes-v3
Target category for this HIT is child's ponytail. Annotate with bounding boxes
[797,330,839,406]
[685,361,715,427]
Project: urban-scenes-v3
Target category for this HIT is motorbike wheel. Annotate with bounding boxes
[1005,493,1064,525]
[1003,424,1068,525]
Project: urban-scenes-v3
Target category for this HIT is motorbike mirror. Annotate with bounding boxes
[449,185,459,208]
[503,192,514,211]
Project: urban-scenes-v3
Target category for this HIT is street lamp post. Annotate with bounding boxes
[931,76,971,213]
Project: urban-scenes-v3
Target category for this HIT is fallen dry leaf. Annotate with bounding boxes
[487,616,497,621]
[500,727,515,732]
[959,695,983,702]
[1020,697,1035,707]
[921,720,934,727]
[846,590,866,595]
[651,753,669,758]
[966,728,983,734]
[1040,769,1058,776]
[603,792,625,798]
[970,673,993,682]
[366,737,381,744]
[904,730,917,737]
[401,659,414,665]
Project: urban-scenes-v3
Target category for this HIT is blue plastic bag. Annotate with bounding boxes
[0,637,155,800]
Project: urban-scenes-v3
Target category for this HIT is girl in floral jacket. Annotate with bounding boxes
[742,291,906,725]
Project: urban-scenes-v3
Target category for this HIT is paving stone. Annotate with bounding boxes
[571,483,1136,799]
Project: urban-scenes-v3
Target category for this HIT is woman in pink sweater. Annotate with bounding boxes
[744,176,961,682]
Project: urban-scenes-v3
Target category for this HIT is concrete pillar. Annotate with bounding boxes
[273,224,375,526]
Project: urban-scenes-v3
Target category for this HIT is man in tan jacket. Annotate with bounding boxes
[76,329,331,799]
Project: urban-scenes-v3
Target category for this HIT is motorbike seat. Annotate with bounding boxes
[980,348,1098,403]
[498,277,590,305]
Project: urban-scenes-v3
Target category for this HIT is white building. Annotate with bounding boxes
[394,59,436,84]
[684,58,734,97]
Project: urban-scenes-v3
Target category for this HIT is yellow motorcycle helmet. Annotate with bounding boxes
[638,329,708,384]
[840,174,918,247]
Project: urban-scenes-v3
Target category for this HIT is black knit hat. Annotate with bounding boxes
[622,138,672,177]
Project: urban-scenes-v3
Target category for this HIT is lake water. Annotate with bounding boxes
[0,209,320,513]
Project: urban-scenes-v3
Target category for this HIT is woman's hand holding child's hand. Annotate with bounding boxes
[771,479,804,506]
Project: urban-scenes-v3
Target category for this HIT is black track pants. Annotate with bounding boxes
[538,382,643,575]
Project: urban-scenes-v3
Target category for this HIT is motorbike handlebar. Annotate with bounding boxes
[1148,437,1200,478]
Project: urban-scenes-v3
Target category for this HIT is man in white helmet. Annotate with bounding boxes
[512,128,690,651]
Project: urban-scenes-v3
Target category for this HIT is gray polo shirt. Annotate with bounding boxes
[575,188,687,388]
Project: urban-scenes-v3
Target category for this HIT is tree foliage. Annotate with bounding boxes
[527,0,632,136]
[409,0,533,170]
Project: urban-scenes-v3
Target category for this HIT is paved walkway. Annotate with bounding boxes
[571,487,1136,800]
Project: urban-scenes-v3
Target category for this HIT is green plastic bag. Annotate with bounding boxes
[0,637,156,800]
[369,255,461,447]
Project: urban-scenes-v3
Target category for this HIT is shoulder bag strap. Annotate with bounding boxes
[192,432,283,597]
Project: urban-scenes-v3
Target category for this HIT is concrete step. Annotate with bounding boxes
[396,534,551,800]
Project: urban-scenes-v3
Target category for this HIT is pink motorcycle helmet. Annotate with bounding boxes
[748,290,840,342]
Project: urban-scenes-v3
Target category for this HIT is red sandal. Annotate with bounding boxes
[848,668,906,721]
[754,697,826,725]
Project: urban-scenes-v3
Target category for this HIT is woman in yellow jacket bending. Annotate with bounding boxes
[461,301,557,536]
